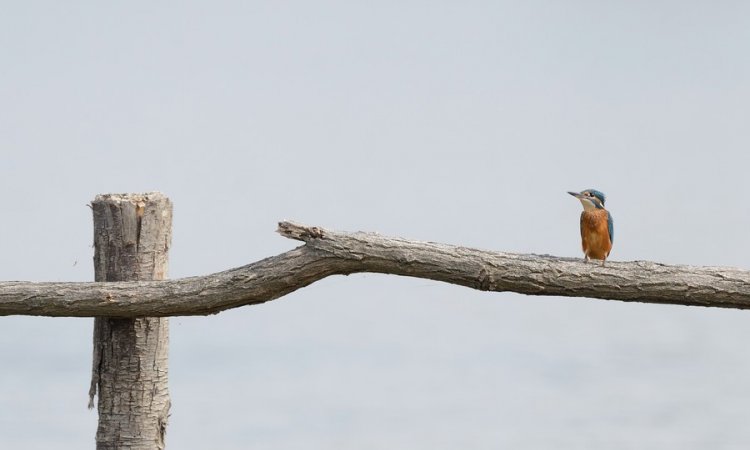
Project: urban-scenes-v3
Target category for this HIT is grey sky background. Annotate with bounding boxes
[2,2,750,449]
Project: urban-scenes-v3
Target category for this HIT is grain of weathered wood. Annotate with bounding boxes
[1,221,749,317]
[88,193,172,450]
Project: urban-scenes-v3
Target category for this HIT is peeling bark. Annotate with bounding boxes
[1,221,750,318]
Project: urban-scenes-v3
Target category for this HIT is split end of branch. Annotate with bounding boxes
[277,221,326,242]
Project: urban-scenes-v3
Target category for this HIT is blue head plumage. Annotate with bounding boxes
[567,189,606,210]
[586,189,606,207]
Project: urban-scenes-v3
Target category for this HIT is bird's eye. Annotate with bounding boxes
[585,192,591,196]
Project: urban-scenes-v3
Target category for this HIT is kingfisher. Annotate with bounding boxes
[568,189,613,266]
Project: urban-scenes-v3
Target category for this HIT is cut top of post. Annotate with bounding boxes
[91,192,173,282]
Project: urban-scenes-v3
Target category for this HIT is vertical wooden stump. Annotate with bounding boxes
[88,193,172,450]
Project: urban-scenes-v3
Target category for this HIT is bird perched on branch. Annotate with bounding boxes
[568,189,613,266]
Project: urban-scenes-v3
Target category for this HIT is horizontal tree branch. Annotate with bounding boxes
[1,222,749,317]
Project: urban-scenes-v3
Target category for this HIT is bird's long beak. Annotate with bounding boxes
[568,191,582,199]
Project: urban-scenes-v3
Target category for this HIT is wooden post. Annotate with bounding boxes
[88,193,172,450]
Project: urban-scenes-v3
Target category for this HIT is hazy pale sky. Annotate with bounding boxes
[2,2,750,449]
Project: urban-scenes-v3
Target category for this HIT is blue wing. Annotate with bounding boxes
[607,211,614,243]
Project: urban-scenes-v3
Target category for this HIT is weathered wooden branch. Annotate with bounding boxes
[1,221,749,317]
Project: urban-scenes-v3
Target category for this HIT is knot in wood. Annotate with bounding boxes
[477,268,493,291]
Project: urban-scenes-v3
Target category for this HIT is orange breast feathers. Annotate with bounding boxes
[579,209,612,260]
